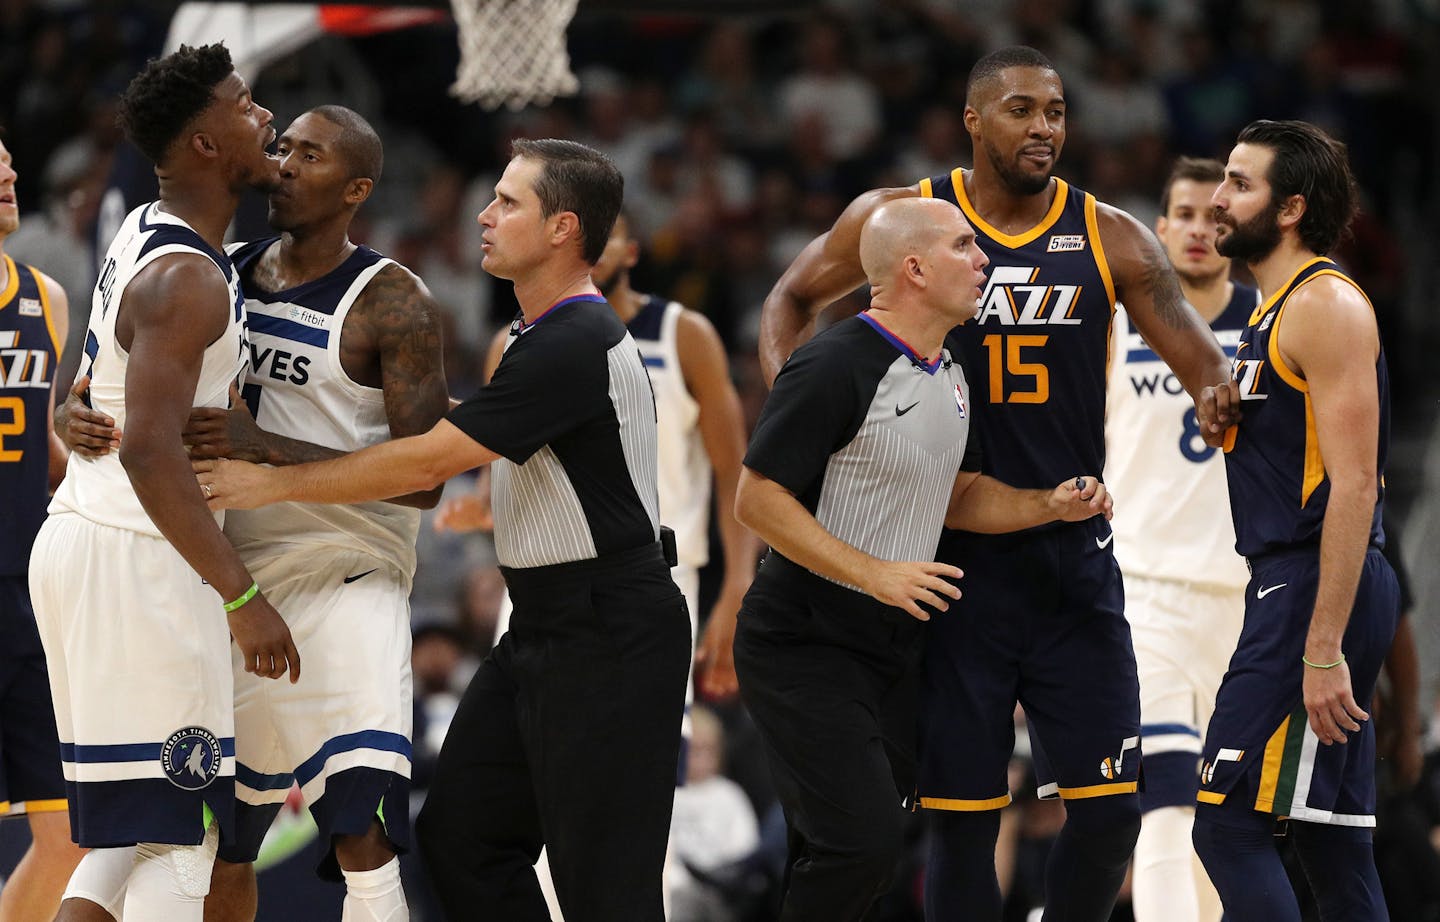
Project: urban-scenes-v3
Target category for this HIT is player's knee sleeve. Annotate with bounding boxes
[924,810,1003,921]
[1061,794,1141,868]
[63,845,136,917]
[133,823,219,901]
[1134,805,1195,873]
[1192,808,1303,922]
[1290,821,1386,921]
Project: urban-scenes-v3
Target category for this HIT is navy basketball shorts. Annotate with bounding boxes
[918,518,1141,810]
[0,574,67,817]
[1197,547,1399,826]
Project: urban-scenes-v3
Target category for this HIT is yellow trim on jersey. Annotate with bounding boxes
[1254,715,1291,812]
[919,176,934,198]
[919,793,1013,812]
[32,266,62,358]
[0,799,9,814]
[1300,392,1325,506]
[954,170,1070,249]
[18,798,68,814]
[0,254,18,307]
[1057,781,1138,800]
[1248,256,1330,327]
[1083,193,1117,307]
[1196,790,1227,805]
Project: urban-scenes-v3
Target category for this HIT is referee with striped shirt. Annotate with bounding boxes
[733,197,1112,921]
[196,139,690,921]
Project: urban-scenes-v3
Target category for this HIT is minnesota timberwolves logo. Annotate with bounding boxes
[161,727,223,790]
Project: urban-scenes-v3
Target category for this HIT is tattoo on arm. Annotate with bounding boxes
[366,267,449,440]
[1137,239,1190,331]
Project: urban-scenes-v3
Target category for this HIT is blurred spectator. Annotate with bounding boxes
[777,14,881,162]
[669,705,760,922]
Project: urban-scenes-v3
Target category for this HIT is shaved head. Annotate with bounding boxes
[859,197,957,286]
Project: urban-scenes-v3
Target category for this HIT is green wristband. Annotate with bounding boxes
[1302,652,1345,669]
[223,582,259,613]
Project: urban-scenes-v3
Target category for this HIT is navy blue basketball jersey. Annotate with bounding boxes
[0,256,61,574]
[922,171,1115,489]
[1223,258,1389,558]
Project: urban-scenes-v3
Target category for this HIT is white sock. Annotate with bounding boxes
[1133,806,1214,922]
[63,846,135,918]
[341,857,409,922]
[123,825,217,922]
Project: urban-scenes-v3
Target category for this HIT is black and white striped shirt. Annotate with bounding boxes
[745,313,980,593]
[447,294,660,568]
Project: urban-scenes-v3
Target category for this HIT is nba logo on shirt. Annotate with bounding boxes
[955,384,967,418]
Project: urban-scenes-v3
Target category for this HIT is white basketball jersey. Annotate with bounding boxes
[628,296,710,568]
[50,203,246,536]
[219,239,420,576]
[1105,283,1258,590]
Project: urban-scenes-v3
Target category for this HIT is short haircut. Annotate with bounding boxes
[1160,156,1224,214]
[119,43,234,165]
[307,105,383,182]
[510,138,623,265]
[1236,120,1358,255]
[966,46,1058,108]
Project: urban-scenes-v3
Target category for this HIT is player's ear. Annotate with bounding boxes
[189,130,219,160]
[905,254,926,288]
[623,239,640,270]
[346,177,374,207]
[1155,214,1168,237]
[1277,193,1305,230]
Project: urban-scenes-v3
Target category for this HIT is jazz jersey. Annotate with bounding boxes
[922,172,1114,489]
[50,203,246,536]
[628,295,710,569]
[1223,258,1389,558]
[0,256,61,574]
[1106,283,1257,589]
[222,238,420,575]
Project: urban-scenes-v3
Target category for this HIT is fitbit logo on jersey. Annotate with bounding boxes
[161,726,223,790]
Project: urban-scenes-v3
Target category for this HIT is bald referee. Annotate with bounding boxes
[196,139,690,922]
[733,197,1113,922]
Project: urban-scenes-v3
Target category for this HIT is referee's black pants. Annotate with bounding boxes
[734,565,922,922]
[416,543,691,922]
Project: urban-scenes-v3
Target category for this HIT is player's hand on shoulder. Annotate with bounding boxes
[226,590,301,683]
[1196,380,1241,447]
[193,457,280,510]
[863,561,963,621]
[184,381,269,463]
[56,375,121,457]
[1049,476,1112,521]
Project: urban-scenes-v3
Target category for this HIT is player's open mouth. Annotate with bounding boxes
[0,192,14,205]
[1021,146,1054,166]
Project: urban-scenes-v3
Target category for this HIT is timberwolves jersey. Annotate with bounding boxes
[1106,283,1258,589]
[1224,258,1389,559]
[221,238,420,575]
[0,256,61,575]
[922,172,1113,489]
[629,295,710,569]
[50,203,246,536]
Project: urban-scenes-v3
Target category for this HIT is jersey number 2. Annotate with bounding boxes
[0,397,25,462]
[981,334,1049,404]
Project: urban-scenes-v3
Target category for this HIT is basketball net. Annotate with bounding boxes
[449,0,580,110]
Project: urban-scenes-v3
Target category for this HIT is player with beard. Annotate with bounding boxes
[1105,157,1259,922]
[760,45,1238,922]
[1192,120,1398,922]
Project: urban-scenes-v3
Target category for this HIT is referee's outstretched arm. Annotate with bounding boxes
[193,419,493,511]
